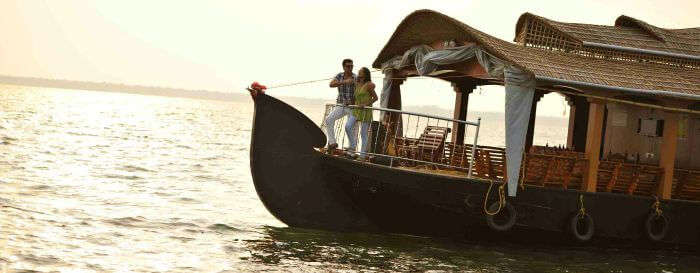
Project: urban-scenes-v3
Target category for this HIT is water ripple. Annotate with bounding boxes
[2,86,696,272]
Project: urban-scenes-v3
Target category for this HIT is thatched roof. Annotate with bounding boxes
[516,13,700,58]
[372,10,700,100]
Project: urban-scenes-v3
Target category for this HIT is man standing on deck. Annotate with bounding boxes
[325,58,357,150]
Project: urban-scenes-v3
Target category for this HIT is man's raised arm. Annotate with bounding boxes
[329,77,341,88]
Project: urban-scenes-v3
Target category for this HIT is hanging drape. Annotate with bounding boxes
[380,45,536,196]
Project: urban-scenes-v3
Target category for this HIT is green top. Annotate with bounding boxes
[352,82,373,122]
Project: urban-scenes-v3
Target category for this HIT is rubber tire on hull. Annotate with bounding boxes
[570,212,594,242]
[645,213,669,242]
[486,202,517,232]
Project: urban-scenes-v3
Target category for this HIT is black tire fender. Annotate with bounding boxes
[485,202,517,232]
[569,212,594,242]
[645,213,669,242]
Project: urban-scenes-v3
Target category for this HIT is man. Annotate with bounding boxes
[325,58,357,150]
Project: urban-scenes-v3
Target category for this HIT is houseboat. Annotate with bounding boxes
[248,10,700,247]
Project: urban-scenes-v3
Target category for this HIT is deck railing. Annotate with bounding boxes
[320,104,482,177]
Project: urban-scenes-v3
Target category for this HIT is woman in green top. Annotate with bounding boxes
[345,67,378,159]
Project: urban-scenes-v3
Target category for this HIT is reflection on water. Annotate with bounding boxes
[247,227,700,273]
[0,85,698,272]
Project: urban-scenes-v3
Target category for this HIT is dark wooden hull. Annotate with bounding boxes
[250,93,700,248]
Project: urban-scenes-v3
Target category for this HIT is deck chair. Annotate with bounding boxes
[413,126,451,164]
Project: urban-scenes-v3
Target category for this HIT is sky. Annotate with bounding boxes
[1,0,699,116]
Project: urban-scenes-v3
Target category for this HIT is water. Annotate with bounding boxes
[0,85,697,272]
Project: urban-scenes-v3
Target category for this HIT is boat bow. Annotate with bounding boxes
[249,93,373,230]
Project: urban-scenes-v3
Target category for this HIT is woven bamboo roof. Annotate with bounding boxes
[516,13,700,57]
[372,10,700,100]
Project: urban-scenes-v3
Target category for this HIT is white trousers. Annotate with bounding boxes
[324,105,358,146]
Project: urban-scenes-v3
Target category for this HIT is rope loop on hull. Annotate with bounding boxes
[570,195,594,242]
[484,181,516,231]
[646,196,669,242]
[578,195,586,218]
[484,180,506,216]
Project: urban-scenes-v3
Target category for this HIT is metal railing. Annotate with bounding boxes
[320,104,482,178]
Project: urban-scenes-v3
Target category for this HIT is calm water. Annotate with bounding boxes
[0,85,698,272]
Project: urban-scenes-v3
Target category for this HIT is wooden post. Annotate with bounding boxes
[582,99,606,192]
[385,78,404,155]
[525,91,544,152]
[451,82,474,145]
[388,78,403,110]
[658,111,678,199]
[572,96,590,152]
[566,96,576,149]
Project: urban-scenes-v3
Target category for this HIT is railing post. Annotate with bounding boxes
[468,117,481,178]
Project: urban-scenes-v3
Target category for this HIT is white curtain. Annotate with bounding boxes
[380,45,536,196]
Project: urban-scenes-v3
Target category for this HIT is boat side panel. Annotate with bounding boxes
[322,154,700,246]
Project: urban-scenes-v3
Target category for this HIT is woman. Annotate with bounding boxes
[345,67,378,159]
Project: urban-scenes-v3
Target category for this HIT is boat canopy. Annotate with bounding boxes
[372,10,700,196]
[378,44,534,196]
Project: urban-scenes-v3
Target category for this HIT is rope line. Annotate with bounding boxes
[267,77,333,89]
[578,195,586,218]
[653,196,663,216]
[261,71,487,90]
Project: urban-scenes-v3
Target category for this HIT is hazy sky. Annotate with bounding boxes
[2,0,698,116]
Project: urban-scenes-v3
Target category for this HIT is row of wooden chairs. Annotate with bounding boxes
[391,137,700,201]
[444,143,506,179]
[596,161,663,196]
[673,169,700,201]
[392,129,507,180]
[521,153,587,190]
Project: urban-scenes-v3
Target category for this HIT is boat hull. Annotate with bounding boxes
[249,93,700,248]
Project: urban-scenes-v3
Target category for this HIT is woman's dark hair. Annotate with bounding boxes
[359,67,371,83]
[342,59,353,66]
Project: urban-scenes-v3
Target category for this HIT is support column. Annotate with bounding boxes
[451,82,474,144]
[582,99,606,192]
[658,112,679,199]
[566,96,576,149]
[384,78,404,156]
[387,79,403,110]
[525,91,544,152]
[572,96,590,152]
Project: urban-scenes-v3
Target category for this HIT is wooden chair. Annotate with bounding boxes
[397,126,451,167]
[415,126,451,163]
